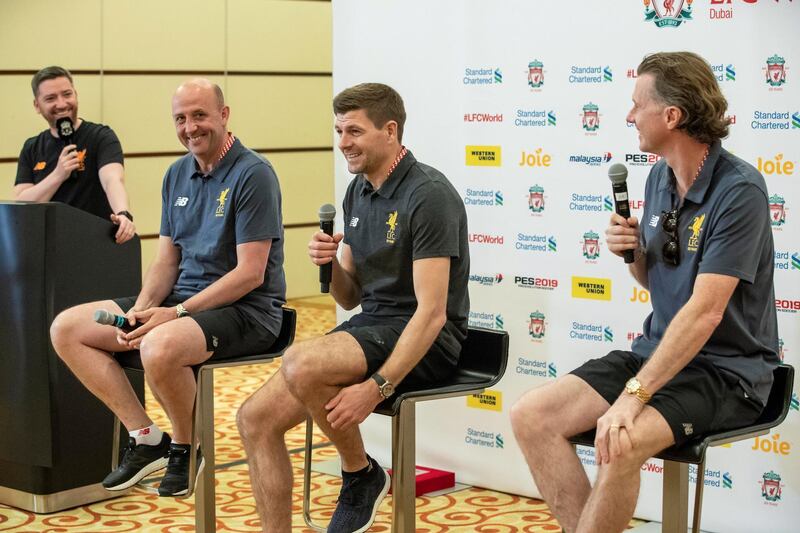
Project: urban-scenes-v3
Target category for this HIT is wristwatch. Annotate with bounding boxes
[176,303,190,318]
[370,373,395,399]
[116,210,134,222]
[624,377,652,404]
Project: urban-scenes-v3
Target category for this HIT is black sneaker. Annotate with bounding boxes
[103,432,171,491]
[328,456,390,533]
[157,443,205,497]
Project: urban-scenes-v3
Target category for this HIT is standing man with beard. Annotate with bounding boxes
[237,83,470,532]
[15,66,136,244]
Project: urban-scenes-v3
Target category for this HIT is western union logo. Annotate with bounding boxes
[466,145,502,166]
[571,276,612,301]
[467,389,502,411]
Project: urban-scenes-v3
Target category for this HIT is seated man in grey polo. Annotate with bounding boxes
[50,78,286,497]
[511,52,779,532]
[237,83,470,533]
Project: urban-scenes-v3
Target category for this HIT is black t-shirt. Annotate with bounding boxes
[342,151,470,357]
[15,120,125,220]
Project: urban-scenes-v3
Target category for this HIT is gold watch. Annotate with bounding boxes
[624,377,652,404]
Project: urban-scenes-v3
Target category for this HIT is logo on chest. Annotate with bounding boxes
[687,213,705,252]
[385,210,398,244]
[174,196,189,207]
[76,149,86,171]
[215,188,231,217]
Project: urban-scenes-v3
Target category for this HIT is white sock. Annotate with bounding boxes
[129,424,163,446]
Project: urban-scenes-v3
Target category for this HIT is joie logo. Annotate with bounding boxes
[519,149,552,167]
[756,154,795,175]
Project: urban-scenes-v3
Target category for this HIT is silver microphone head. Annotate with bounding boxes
[318,203,336,222]
[608,163,628,185]
[94,309,113,325]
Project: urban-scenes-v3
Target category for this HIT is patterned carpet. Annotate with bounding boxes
[0,297,639,532]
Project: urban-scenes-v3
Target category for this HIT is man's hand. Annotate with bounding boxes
[325,380,383,431]
[308,231,343,266]
[605,213,641,259]
[110,212,136,244]
[594,393,645,465]
[116,306,178,349]
[55,144,80,182]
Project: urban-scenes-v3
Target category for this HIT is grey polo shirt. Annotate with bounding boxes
[160,138,286,337]
[342,151,470,357]
[631,140,779,405]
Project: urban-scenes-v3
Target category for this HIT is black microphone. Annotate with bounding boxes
[608,163,635,264]
[94,309,142,333]
[56,117,74,146]
[55,117,76,179]
[318,203,336,293]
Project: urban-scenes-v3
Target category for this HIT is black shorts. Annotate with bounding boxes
[570,350,764,446]
[114,295,277,362]
[330,313,459,388]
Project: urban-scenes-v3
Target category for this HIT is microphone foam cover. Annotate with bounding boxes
[319,203,336,221]
[608,163,628,185]
[94,309,113,325]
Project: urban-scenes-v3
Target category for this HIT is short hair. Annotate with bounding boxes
[333,83,406,142]
[637,52,729,144]
[31,66,74,97]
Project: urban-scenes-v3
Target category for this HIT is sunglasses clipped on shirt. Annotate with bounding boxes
[661,208,680,266]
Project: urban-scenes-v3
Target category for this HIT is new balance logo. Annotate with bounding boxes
[174,197,189,207]
[350,217,359,227]
[649,214,659,228]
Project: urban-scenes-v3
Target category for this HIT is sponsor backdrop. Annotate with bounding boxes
[333,1,798,530]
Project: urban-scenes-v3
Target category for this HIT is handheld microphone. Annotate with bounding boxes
[94,309,142,333]
[318,203,336,293]
[55,117,77,179]
[56,117,74,146]
[608,163,635,264]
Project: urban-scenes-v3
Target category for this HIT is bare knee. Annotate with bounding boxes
[139,329,179,375]
[511,388,559,443]
[50,308,83,356]
[280,345,316,397]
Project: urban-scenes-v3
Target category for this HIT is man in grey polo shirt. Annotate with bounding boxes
[50,79,286,497]
[511,52,778,532]
[237,83,469,532]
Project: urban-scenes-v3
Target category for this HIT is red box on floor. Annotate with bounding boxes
[387,465,455,497]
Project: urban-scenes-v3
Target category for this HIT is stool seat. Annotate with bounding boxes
[569,363,793,532]
[303,326,509,532]
[112,307,296,533]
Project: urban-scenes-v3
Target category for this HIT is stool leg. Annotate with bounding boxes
[111,416,121,470]
[661,460,689,533]
[302,417,325,531]
[195,368,216,533]
[391,402,416,533]
[691,460,706,533]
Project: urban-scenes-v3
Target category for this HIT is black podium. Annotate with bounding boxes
[0,202,145,513]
